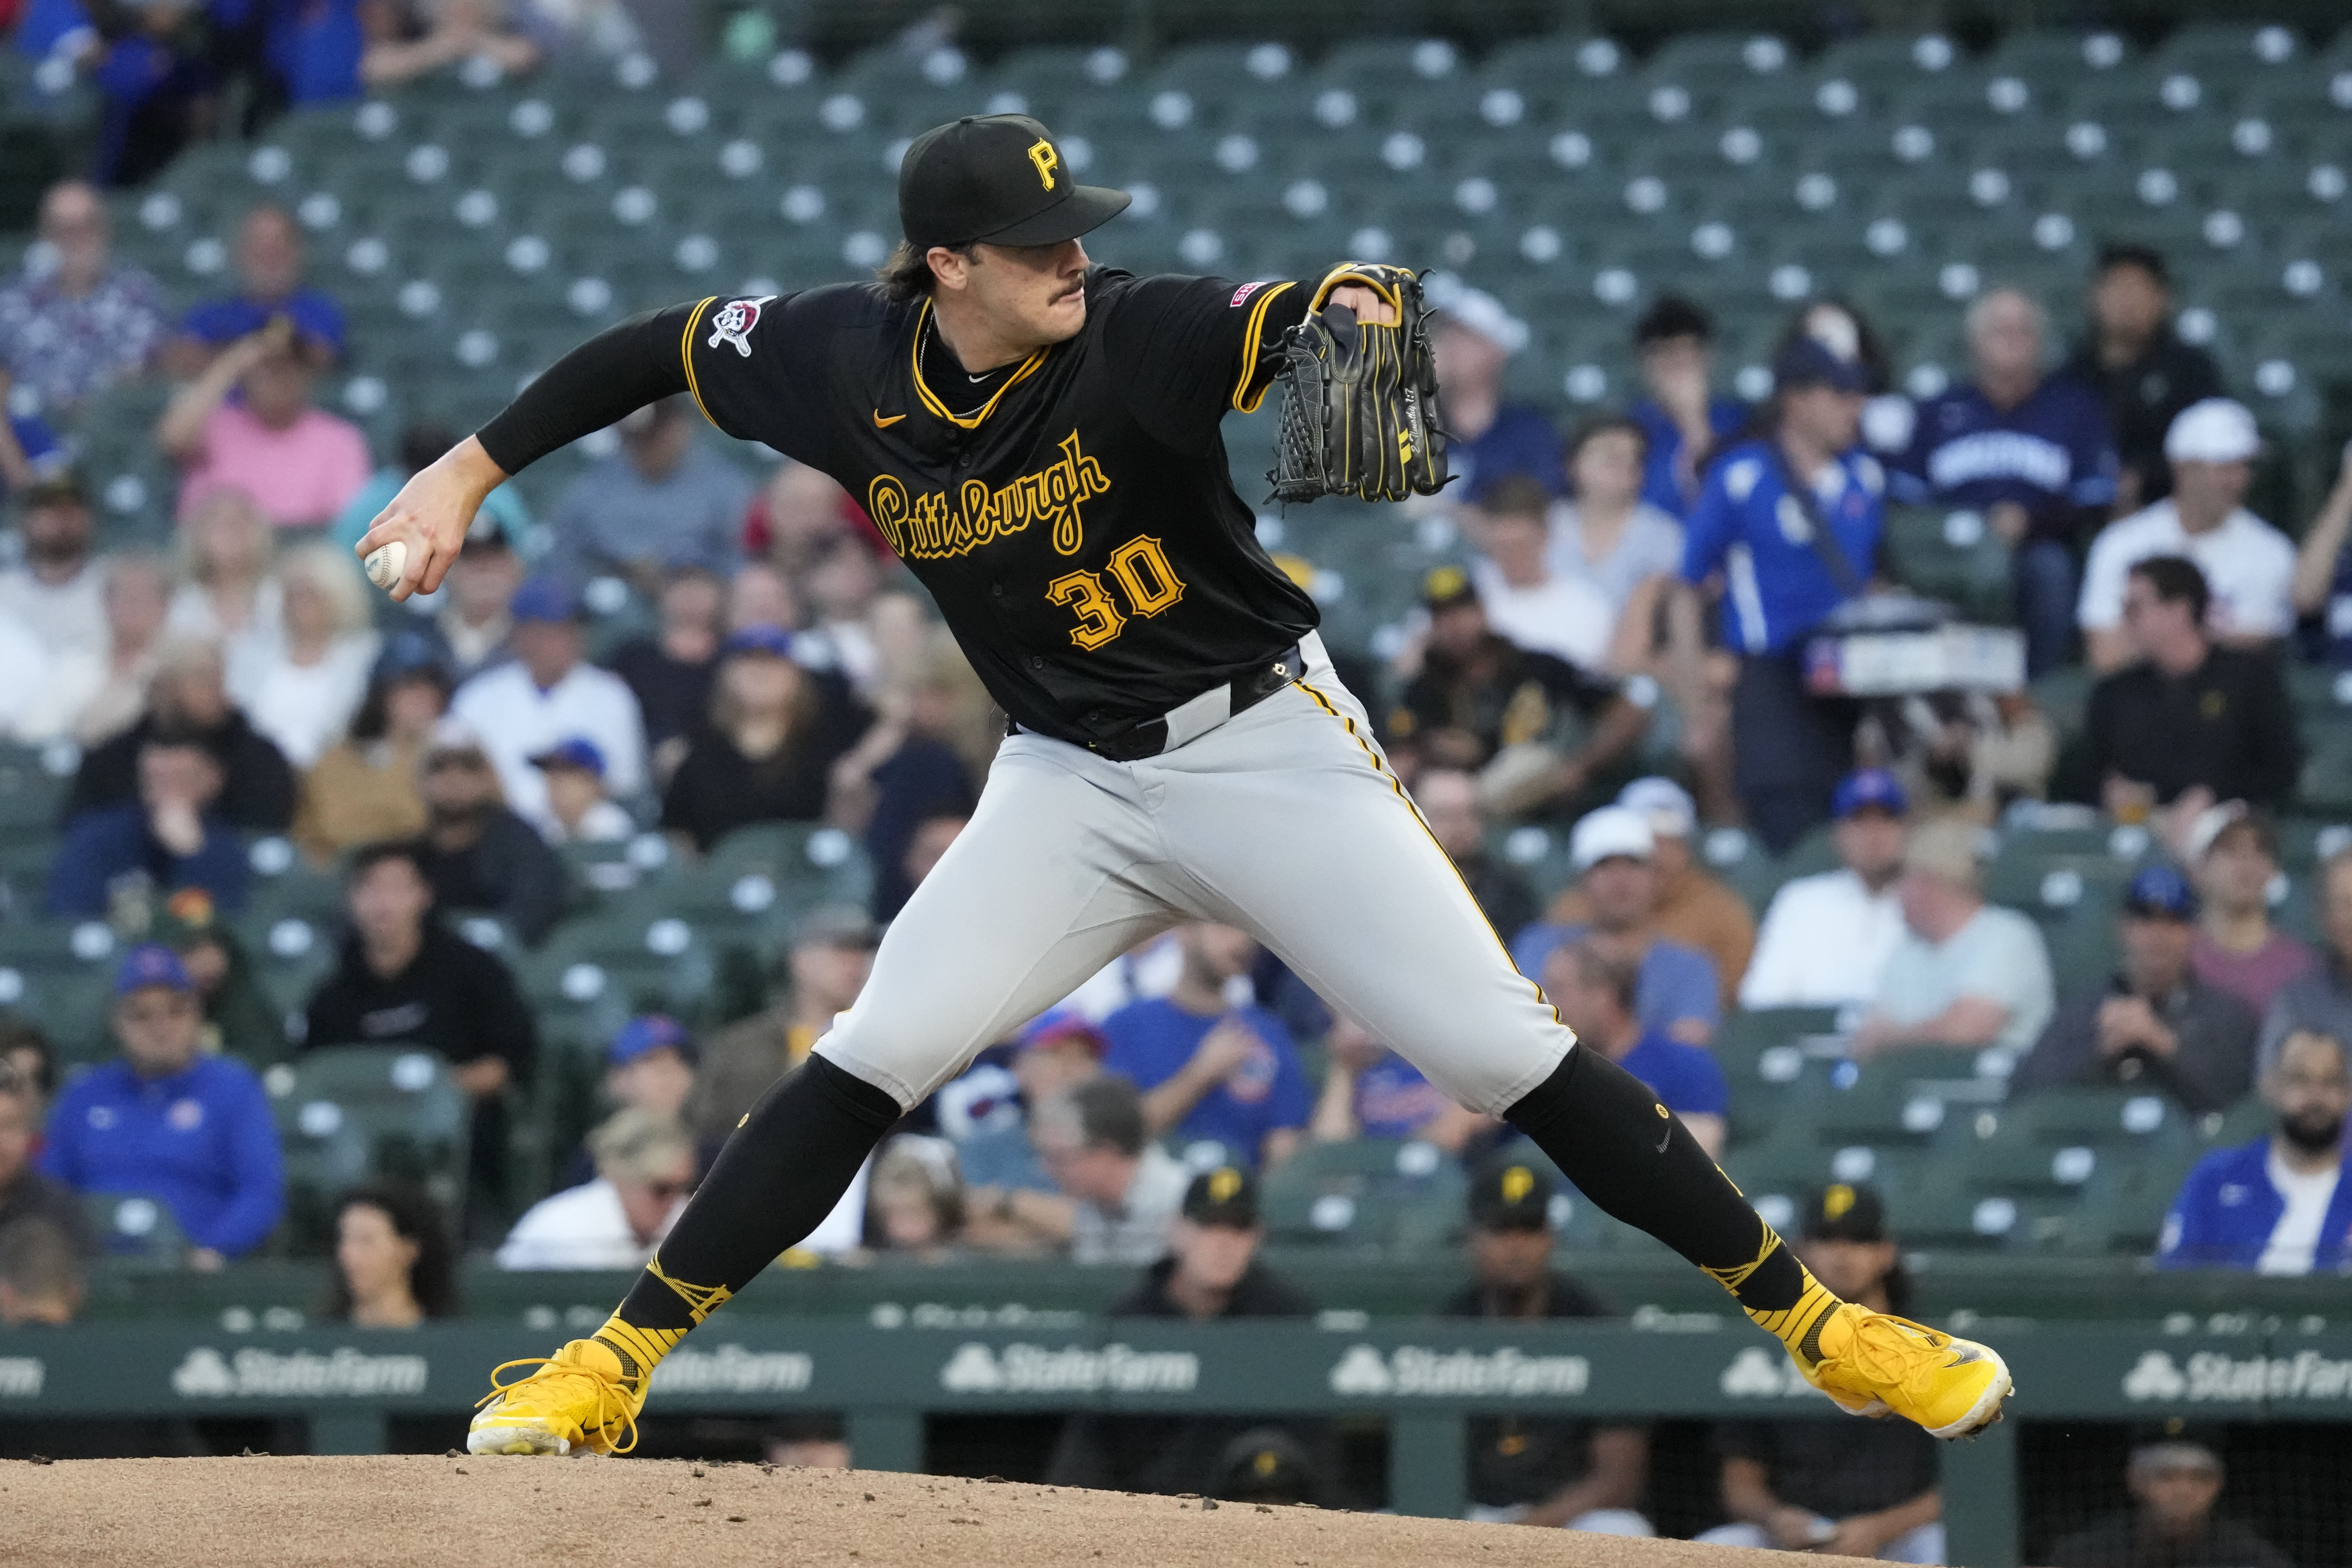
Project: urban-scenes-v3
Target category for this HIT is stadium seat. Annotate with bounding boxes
[84,1192,191,1267]
[266,1045,471,1250]
[1261,1137,1468,1251]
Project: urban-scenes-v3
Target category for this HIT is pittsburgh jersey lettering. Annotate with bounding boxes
[673,269,1319,746]
[866,430,1111,561]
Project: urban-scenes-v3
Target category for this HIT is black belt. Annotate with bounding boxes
[1014,643,1308,763]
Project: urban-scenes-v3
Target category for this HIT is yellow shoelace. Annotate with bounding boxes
[477,1357,640,1455]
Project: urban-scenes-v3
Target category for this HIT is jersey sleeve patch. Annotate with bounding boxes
[706,295,778,357]
[1230,280,1271,308]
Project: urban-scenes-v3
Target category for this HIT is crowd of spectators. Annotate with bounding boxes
[0,32,2347,1487]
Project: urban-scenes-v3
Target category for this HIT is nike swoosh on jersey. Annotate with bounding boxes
[873,410,907,428]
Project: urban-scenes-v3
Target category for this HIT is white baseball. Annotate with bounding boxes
[363,540,408,592]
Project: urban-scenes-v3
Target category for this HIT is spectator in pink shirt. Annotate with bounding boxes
[157,316,369,528]
[2186,805,2317,1020]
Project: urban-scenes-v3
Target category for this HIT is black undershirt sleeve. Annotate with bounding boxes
[474,303,698,475]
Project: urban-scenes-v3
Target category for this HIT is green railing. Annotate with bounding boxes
[5,1314,2348,1566]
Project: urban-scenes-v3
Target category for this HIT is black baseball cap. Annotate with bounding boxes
[1467,1152,1555,1231]
[1800,1182,1888,1243]
[1181,1165,1260,1228]
[898,114,1130,250]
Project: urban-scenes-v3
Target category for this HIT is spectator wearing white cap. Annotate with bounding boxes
[1741,769,1912,1011]
[1543,777,1753,1006]
[2078,399,2296,673]
[1427,284,1560,507]
[1511,806,1721,1047]
[1852,819,2054,1061]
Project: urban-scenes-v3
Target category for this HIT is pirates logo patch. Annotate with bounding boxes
[706,295,777,358]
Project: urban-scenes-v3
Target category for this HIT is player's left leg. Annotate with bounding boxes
[1147,649,2008,1440]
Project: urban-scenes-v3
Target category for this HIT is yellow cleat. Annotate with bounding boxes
[1792,1303,2012,1439]
[468,1337,648,1456]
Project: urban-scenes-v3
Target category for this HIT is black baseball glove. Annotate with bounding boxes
[1267,263,1451,504]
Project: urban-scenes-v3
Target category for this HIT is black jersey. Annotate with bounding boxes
[660,270,1320,747]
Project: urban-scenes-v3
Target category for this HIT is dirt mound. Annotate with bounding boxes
[0,1454,1817,1566]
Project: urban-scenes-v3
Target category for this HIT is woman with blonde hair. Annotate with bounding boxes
[239,543,381,768]
[829,628,997,917]
[167,487,281,680]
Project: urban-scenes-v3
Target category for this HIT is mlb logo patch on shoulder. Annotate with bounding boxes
[707,295,778,357]
[1230,281,1273,308]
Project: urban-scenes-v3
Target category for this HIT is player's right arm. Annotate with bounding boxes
[359,293,824,599]
[356,306,698,599]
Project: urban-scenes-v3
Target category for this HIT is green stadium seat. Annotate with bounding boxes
[265,1045,471,1249]
[84,1192,190,1267]
[1261,1137,1468,1250]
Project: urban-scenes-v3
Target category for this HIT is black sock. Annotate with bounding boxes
[1505,1046,1809,1313]
[602,1057,898,1355]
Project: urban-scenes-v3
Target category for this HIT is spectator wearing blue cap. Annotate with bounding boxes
[530,737,632,845]
[661,625,851,855]
[1741,769,1912,1010]
[1628,295,1747,521]
[1679,325,1884,854]
[547,395,751,585]
[1891,287,2121,677]
[37,945,283,1266]
[557,1016,699,1188]
[45,732,247,919]
[450,575,648,834]
[2011,865,2260,1116]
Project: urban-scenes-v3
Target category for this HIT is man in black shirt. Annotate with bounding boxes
[1390,565,1649,815]
[1443,1153,1650,1533]
[1044,1166,1331,1500]
[603,566,724,776]
[397,113,2008,1460]
[2011,864,2259,1116]
[1699,1184,1942,1561]
[1414,765,1538,941]
[2063,246,2225,513]
[303,841,539,1226]
[2047,1430,2291,1568]
[414,722,568,945]
[2079,556,2300,819]
[67,637,296,832]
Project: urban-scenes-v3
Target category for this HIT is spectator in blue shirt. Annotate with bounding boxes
[1307,1015,1486,1150]
[1893,287,2120,677]
[37,945,284,1265]
[0,399,62,504]
[1680,332,1883,853]
[1430,286,1560,507]
[45,734,248,919]
[168,205,347,375]
[2158,1027,2351,1273]
[1628,295,1747,521]
[1100,924,1312,1170]
[1543,939,1727,1155]
[1512,806,1720,1047]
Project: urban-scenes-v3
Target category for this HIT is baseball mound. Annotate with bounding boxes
[0,1454,1834,1567]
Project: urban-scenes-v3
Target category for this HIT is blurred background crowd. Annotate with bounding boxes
[1,0,2351,1556]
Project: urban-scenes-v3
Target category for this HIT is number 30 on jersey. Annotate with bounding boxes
[1047,535,1185,650]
